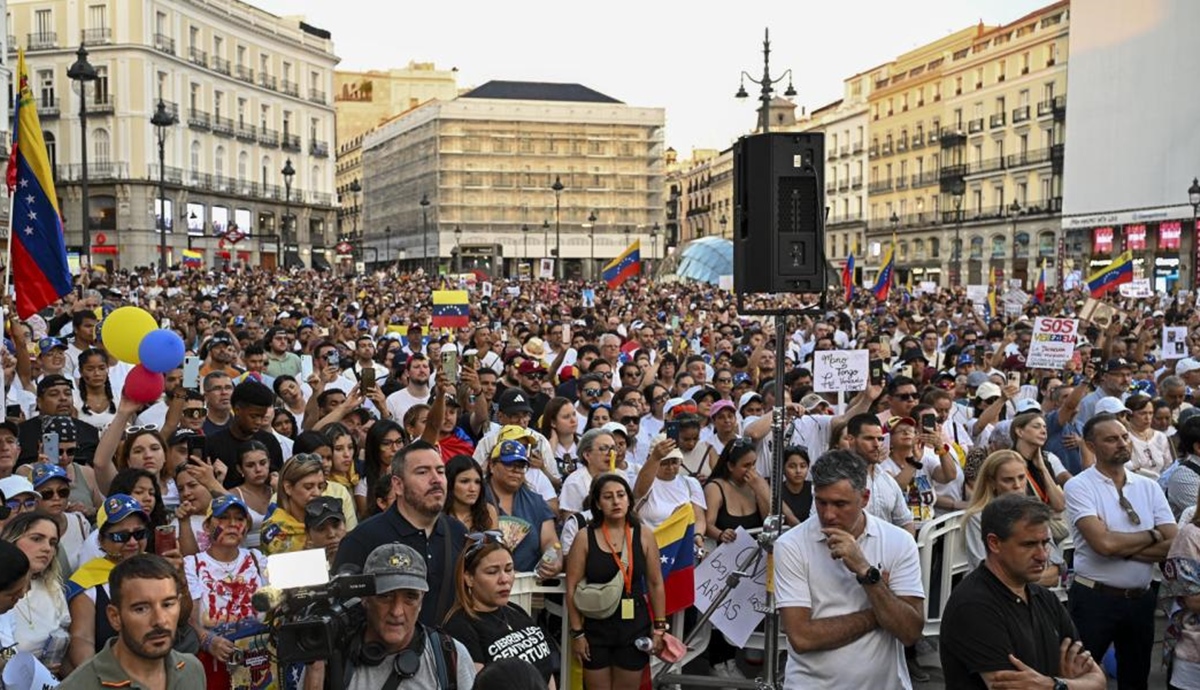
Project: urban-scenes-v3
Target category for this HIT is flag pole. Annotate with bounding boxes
[1,83,16,397]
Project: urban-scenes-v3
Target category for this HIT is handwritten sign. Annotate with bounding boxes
[692,527,767,647]
[966,285,989,304]
[1163,326,1188,360]
[812,349,869,393]
[1026,317,1079,370]
[1118,278,1152,298]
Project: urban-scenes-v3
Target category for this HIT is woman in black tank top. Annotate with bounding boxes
[565,473,667,690]
[703,439,769,545]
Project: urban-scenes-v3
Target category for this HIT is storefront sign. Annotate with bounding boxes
[1093,227,1114,254]
[1124,224,1146,250]
[1160,221,1182,250]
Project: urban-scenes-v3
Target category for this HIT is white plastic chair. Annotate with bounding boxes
[916,510,965,639]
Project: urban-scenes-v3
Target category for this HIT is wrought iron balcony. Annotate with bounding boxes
[939,127,966,147]
[88,93,115,115]
[282,133,301,151]
[153,33,175,55]
[308,89,326,104]
[188,47,208,67]
[236,123,257,142]
[212,56,231,75]
[967,118,984,134]
[235,65,254,83]
[310,140,329,157]
[36,96,59,118]
[1006,147,1051,168]
[258,127,279,147]
[989,113,1006,129]
[82,28,112,46]
[188,109,211,130]
[27,32,57,51]
[1011,106,1031,124]
[281,80,299,97]
[212,115,235,136]
[258,73,278,91]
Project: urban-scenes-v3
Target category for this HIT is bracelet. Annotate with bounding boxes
[570,629,586,639]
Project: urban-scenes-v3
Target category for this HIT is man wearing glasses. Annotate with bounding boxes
[1065,413,1175,689]
[515,360,551,422]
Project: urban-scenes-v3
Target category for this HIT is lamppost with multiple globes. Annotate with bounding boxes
[67,45,97,261]
[1009,200,1022,286]
[454,225,463,273]
[951,182,965,287]
[586,210,597,278]
[151,99,177,272]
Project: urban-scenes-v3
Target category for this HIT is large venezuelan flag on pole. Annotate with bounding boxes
[430,290,470,328]
[1086,250,1134,298]
[7,49,72,319]
[602,240,641,290]
[653,503,696,615]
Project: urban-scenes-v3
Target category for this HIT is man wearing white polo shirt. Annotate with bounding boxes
[776,450,925,689]
[1065,413,1176,690]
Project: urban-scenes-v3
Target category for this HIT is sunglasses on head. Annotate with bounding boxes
[124,424,159,437]
[38,487,71,501]
[103,527,149,544]
[464,530,505,559]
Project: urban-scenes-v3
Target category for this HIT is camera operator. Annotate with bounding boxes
[310,543,476,690]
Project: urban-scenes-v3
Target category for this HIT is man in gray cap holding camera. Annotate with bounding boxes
[340,543,476,690]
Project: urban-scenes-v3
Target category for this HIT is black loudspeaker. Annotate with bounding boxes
[733,132,826,294]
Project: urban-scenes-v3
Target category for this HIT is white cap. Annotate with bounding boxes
[1014,398,1042,414]
[1177,359,1200,377]
[1094,397,1127,416]
[600,421,629,438]
[976,382,1003,401]
[0,475,36,500]
[738,391,764,411]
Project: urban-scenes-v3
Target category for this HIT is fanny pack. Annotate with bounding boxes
[573,538,629,619]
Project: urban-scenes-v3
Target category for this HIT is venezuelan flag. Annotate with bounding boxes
[7,49,72,319]
[654,503,696,615]
[842,254,855,303]
[1034,258,1046,304]
[871,242,895,301]
[602,240,641,289]
[431,290,469,328]
[1087,250,1134,298]
[182,249,203,268]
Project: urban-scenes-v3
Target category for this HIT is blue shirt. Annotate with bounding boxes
[485,483,554,572]
[1044,409,1083,476]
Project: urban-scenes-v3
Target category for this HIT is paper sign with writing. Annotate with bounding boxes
[966,285,989,304]
[718,275,734,291]
[812,349,869,393]
[1118,278,1152,298]
[1163,326,1188,360]
[1026,317,1079,370]
[692,527,767,648]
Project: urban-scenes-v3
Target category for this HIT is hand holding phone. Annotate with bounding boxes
[300,354,314,380]
[361,366,375,392]
[154,525,178,555]
[42,432,59,462]
[665,421,681,442]
[183,356,201,390]
[442,350,459,385]
[921,412,937,432]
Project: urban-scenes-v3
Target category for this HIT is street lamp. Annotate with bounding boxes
[419,192,430,274]
[454,225,462,273]
[151,99,176,273]
[349,178,362,240]
[719,214,728,238]
[281,159,295,265]
[1009,200,1022,286]
[735,28,796,134]
[650,222,660,267]
[952,184,965,287]
[385,225,392,269]
[67,44,97,262]
[587,211,597,272]
[522,224,529,276]
[1188,177,1200,290]
[551,176,564,280]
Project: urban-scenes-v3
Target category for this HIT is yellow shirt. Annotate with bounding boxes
[323,481,358,530]
[259,507,306,556]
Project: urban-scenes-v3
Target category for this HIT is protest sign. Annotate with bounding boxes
[1026,317,1079,370]
[1163,326,1188,360]
[812,349,869,393]
[1118,279,1152,298]
[966,285,988,304]
[538,258,554,279]
[693,528,767,648]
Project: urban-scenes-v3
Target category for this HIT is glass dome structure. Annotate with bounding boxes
[657,237,732,285]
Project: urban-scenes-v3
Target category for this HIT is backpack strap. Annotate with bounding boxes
[428,629,458,690]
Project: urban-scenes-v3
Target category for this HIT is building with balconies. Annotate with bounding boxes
[811,73,871,279]
[360,81,665,278]
[8,0,338,270]
[864,0,1069,288]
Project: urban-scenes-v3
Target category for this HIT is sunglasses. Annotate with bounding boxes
[583,388,602,398]
[124,424,160,437]
[894,393,919,401]
[182,408,206,418]
[38,487,71,501]
[304,500,341,520]
[620,416,640,425]
[103,527,149,544]
[1116,484,1141,526]
[464,530,504,559]
[715,377,733,384]
[5,498,37,511]
[524,372,547,380]
[595,372,613,380]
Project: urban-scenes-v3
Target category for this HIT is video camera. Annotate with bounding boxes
[253,567,375,665]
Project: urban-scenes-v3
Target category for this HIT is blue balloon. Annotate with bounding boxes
[137,329,186,374]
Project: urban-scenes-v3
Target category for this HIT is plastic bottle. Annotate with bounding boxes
[634,637,654,653]
[541,542,561,566]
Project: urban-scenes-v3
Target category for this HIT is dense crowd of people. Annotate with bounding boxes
[0,263,1196,689]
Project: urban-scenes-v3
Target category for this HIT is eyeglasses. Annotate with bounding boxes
[894,393,919,401]
[715,377,733,384]
[5,498,37,512]
[464,530,504,560]
[380,437,405,448]
[103,528,149,544]
[652,394,669,404]
[38,487,71,501]
[593,445,615,454]
[124,424,159,437]
[503,461,530,472]
[1115,484,1141,526]
[182,408,206,419]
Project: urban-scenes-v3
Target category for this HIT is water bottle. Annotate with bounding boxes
[634,637,654,653]
[541,542,561,567]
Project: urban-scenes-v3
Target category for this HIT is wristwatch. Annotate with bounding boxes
[1052,678,1067,690]
[856,567,882,586]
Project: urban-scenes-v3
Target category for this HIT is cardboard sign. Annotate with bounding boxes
[1027,317,1079,370]
[812,349,869,393]
[1078,298,1122,330]
[1163,326,1189,360]
[692,528,767,648]
[1118,278,1152,298]
[917,281,937,296]
[718,275,734,291]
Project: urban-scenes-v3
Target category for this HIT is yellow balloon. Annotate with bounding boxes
[101,306,158,365]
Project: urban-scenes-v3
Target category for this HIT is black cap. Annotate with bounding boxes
[900,349,929,364]
[1105,357,1133,373]
[304,496,345,530]
[168,428,200,446]
[497,388,534,415]
[36,375,74,397]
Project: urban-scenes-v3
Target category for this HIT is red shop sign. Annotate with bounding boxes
[1124,224,1146,250]
[1093,226,1113,253]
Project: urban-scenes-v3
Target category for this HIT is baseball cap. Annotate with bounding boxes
[966,371,990,389]
[1176,359,1200,377]
[37,337,67,356]
[303,496,345,530]
[663,398,698,419]
[168,428,201,447]
[1104,358,1133,373]
[975,382,1003,401]
[1178,407,1200,427]
[206,494,249,519]
[738,391,764,412]
[1094,397,1127,416]
[885,416,917,433]
[1013,399,1042,414]
[708,399,736,418]
[957,353,974,366]
[36,375,74,397]
[517,359,547,375]
[298,317,316,329]
[497,389,534,415]
[364,543,429,594]
[600,421,629,438]
[0,475,36,500]
[97,494,149,531]
[495,439,530,464]
[690,385,719,403]
[28,463,69,488]
[899,349,928,364]
[732,372,752,386]
[800,393,832,411]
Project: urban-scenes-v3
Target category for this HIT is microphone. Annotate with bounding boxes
[251,586,286,613]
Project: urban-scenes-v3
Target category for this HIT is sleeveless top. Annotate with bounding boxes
[713,481,764,532]
[782,482,813,523]
[68,464,96,514]
[584,522,648,598]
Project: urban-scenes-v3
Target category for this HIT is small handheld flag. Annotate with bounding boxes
[431,290,470,328]
[181,249,203,268]
[871,243,895,301]
[1034,259,1047,304]
[842,254,855,303]
[602,241,641,290]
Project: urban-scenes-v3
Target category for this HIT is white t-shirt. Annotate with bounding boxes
[385,387,431,425]
[775,513,925,689]
[184,548,269,630]
[638,476,706,531]
[559,467,595,514]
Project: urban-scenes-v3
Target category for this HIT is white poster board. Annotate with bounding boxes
[966,285,989,304]
[812,349,869,393]
[718,275,734,291]
[692,527,767,648]
[916,281,937,296]
[1118,278,1152,298]
[1026,317,1080,370]
[1163,326,1188,360]
[481,282,494,298]
[538,258,554,279]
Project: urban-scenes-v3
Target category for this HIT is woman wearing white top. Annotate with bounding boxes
[1123,393,1174,479]
[558,429,616,520]
[1,512,71,676]
[538,396,580,478]
[633,437,707,543]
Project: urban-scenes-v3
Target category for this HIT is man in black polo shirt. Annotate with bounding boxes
[333,440,467,628]
[941,495,1106,690]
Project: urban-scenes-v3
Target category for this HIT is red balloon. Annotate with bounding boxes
[124,364,165,404]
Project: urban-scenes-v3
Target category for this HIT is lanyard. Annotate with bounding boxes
[601,522,634,595]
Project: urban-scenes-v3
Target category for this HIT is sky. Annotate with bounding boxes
[254,0,1053,153]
